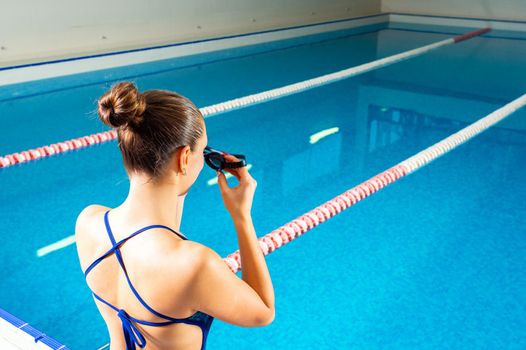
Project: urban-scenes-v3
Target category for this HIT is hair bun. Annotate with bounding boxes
[98,81,147,129]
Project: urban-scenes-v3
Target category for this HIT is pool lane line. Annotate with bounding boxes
[221,92,526,273]
[0,27,491,170]
[36,234,76,257]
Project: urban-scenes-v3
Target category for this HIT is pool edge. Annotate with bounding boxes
[0,307,69,350]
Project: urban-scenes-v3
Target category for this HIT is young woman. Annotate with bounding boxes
[75,82,274,350]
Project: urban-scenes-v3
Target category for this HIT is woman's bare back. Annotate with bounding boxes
[76,205,212,350]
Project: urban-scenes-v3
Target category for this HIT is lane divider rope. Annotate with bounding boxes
[0,28,491,169]
[221,92,526,273]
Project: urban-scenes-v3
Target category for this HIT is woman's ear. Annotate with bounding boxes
[177,145,192,175]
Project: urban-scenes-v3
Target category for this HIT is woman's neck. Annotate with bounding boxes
[116,174,184,231]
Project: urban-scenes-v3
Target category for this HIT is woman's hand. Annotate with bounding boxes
[216,154,257,221]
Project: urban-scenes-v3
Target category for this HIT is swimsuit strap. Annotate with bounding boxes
[83,211,187,278]
[102,210,195,322]
[83,209,210,350]
[91,291,176,350]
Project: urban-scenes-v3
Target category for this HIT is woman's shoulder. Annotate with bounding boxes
[75,204,110,267]
[75,204,109,238]
[161,239,212,270]
[75,204,108,237]
[76,204,109,228]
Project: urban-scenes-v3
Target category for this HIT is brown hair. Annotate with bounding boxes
[97,81,204,181]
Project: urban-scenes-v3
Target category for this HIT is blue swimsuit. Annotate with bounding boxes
[83,209,214,350]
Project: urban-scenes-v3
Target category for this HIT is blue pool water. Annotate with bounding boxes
[1,24,525,349]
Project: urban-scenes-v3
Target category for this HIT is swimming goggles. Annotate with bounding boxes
[203,146,247,171]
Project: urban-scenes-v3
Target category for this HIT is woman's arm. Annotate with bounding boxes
[175,194,186,232]
[181,157,274,326]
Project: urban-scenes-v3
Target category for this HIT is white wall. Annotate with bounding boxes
[382,0,526,21]
[0,0,381,67]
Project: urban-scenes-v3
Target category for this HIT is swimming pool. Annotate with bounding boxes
[1,15,525,349]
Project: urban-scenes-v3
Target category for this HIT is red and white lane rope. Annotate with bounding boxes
[0,28,491,169]
[222,92,526,273]
[0,130,117,168]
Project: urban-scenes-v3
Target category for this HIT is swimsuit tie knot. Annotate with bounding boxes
[117,309,146,350]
